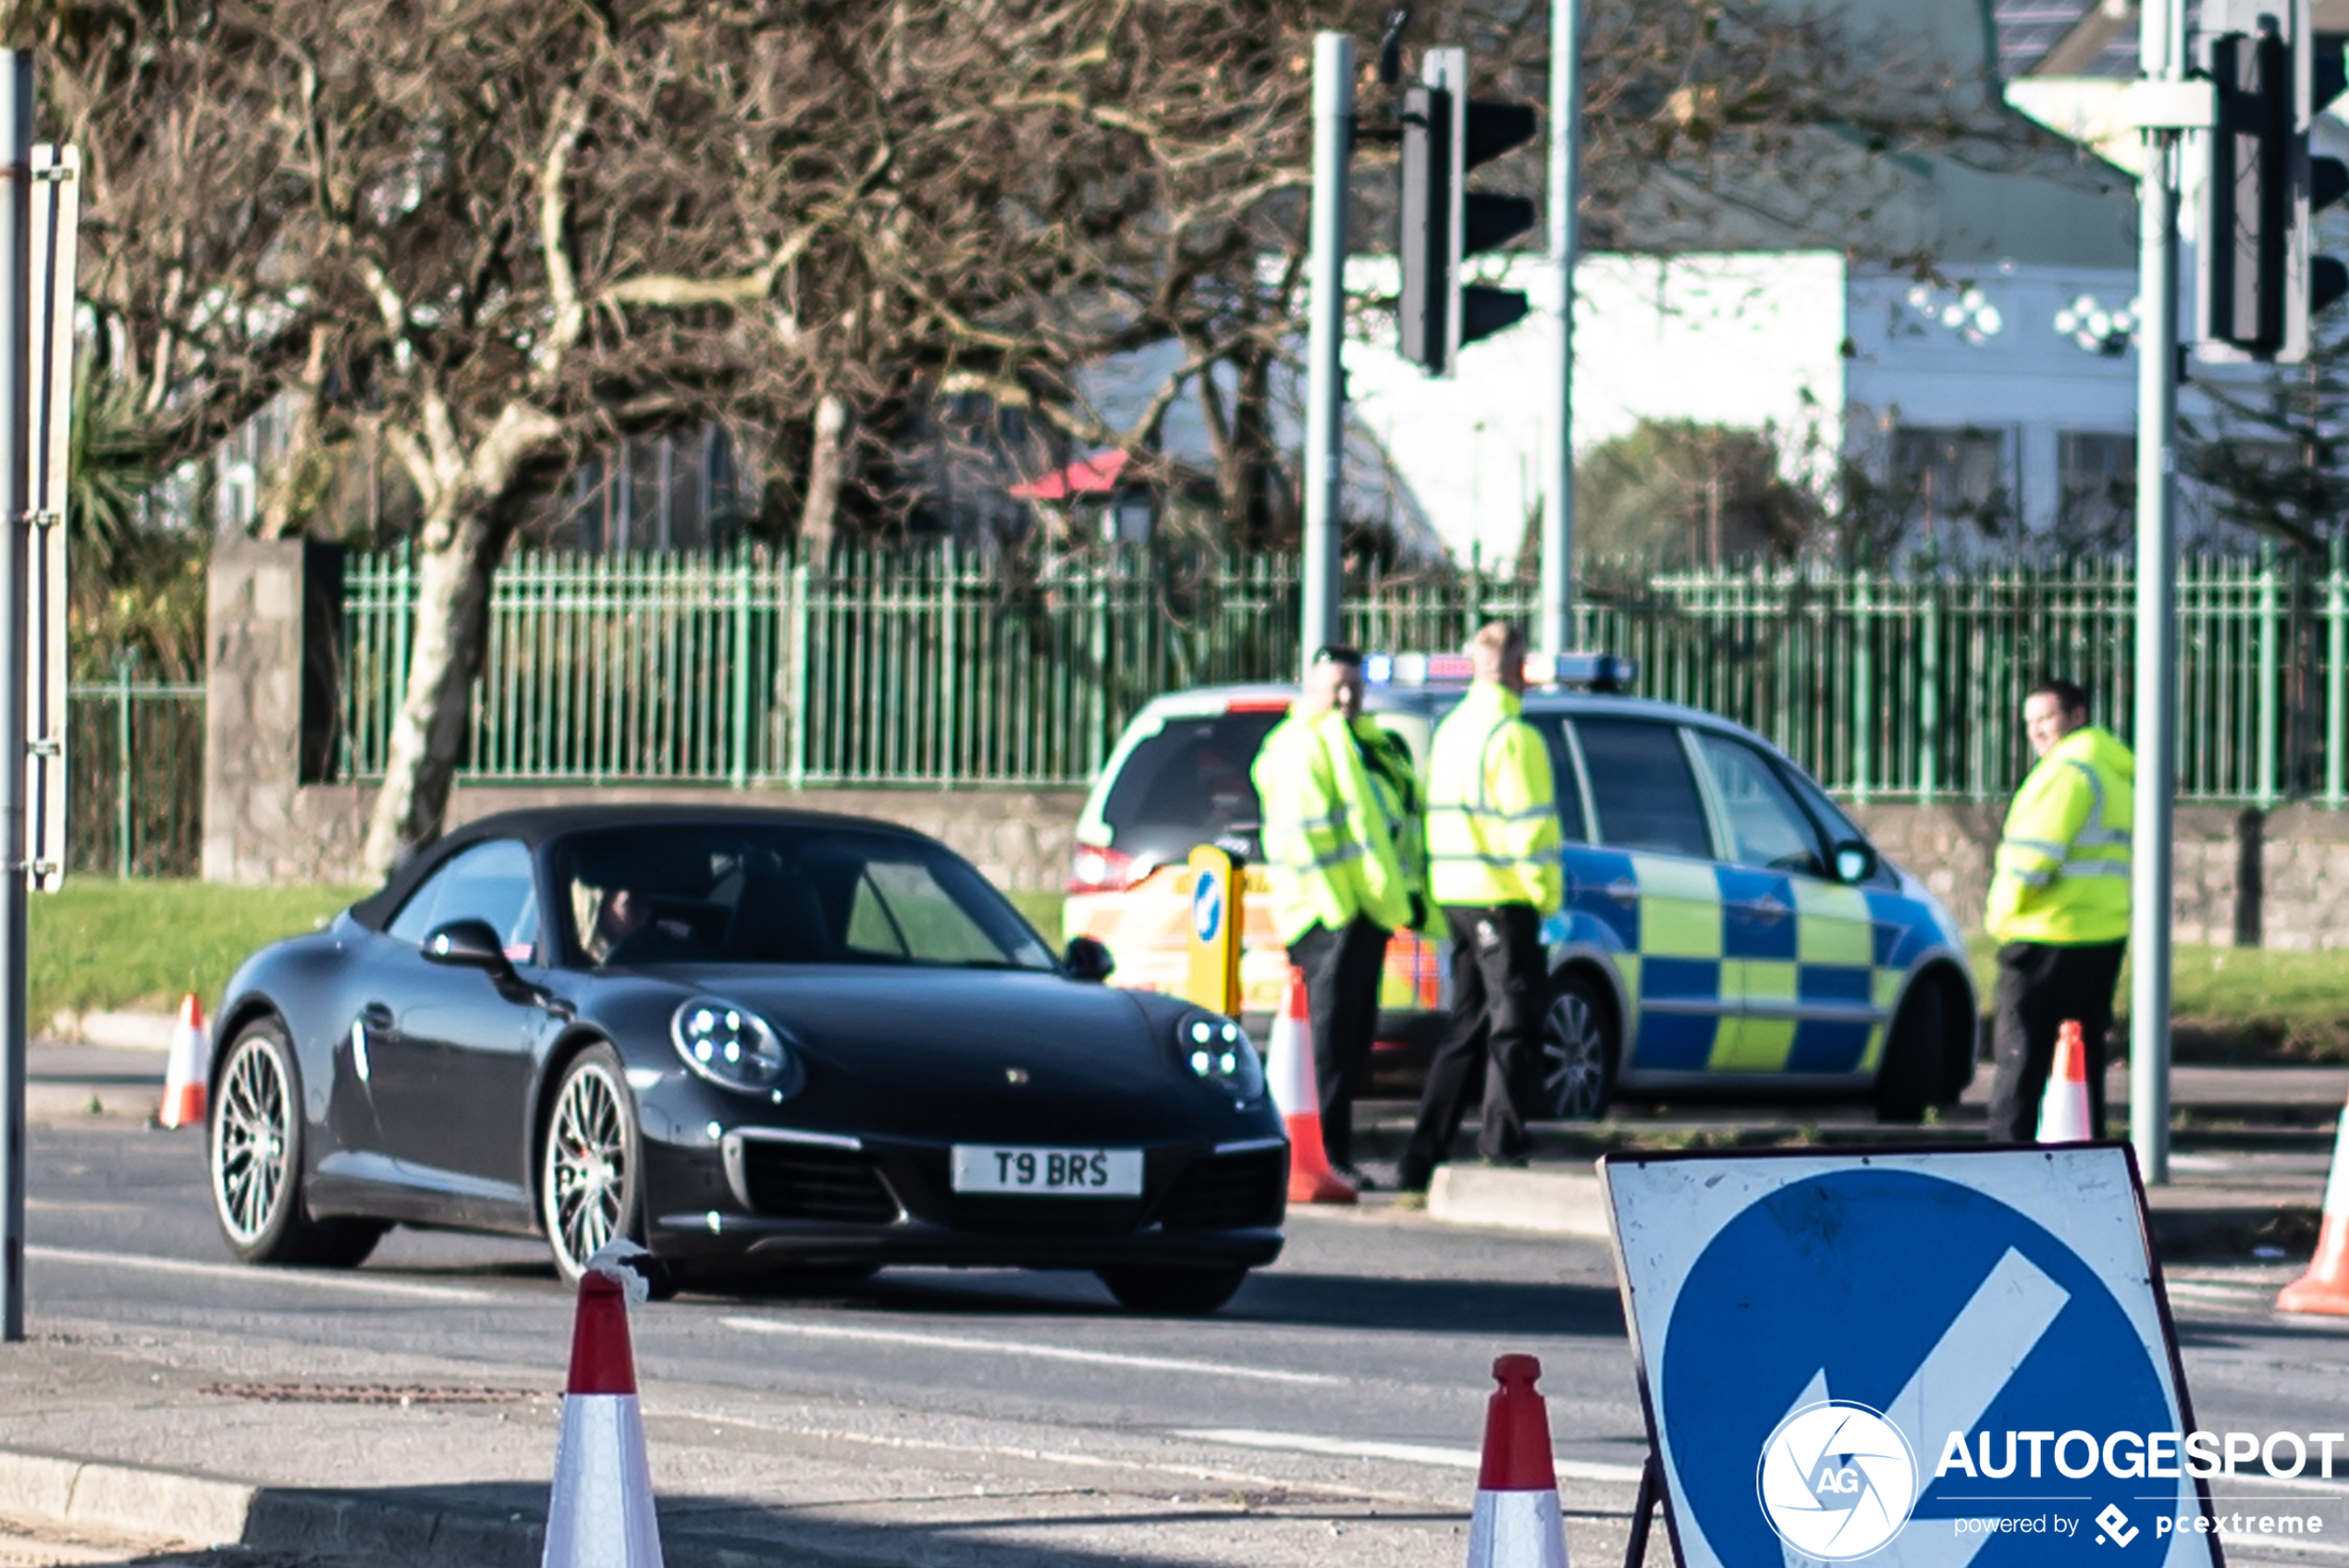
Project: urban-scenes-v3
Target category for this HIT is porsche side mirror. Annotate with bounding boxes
[424,918,516,980]
[1064,936,1116,983]
[1832,839,1878,885]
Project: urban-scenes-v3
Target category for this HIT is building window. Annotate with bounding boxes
[2058,432,2134,545]
[1889,425,2012,545]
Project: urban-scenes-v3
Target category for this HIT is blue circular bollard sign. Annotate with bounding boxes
[1190,872,1223,944]
[1602,1147,2222,1568]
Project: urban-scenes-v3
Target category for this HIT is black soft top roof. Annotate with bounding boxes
[345,803,930,931]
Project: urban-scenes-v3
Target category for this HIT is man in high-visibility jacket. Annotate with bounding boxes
[1251,646,1419,1184]
[1985,677,2134,1141]
[1396,621,1562,1194]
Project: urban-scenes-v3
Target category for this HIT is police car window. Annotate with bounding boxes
[1100,710,1285,862]
[1521,717,1590,842]
[1572,719,1715,860]
[387,839,540,961]
[1778,764,1895,885]
[1691,733,1827,876]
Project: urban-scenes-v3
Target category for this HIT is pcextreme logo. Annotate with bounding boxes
[1756,1402,1919,1561]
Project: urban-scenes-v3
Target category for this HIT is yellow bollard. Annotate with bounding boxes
[1181,843,1243,1015]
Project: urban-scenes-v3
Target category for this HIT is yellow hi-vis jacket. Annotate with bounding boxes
[1354,717,1431,928]
[1427,682,1563,912]
[1250,708,1414,944]
[1985,725,2134,945]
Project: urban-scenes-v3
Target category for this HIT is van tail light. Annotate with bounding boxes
[1068,845,1142,894]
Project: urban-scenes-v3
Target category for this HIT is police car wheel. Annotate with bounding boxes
[1873,976,1949,1124]
[1538,973,1616,1121]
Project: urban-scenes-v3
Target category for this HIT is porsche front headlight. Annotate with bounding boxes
[1177,1012,1264,1102]
[670,999,795,1095]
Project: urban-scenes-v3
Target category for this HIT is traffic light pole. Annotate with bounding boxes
[1539,0,1580,656]
[2131,0,2183,1186]
[1300,32,1353,676]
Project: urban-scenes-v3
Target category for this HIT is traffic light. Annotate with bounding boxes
[1396,48,1538,376]
[2197,0,2349,363]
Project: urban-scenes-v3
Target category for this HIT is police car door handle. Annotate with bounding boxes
[1604,878,1638,904]
[1751,896,1789,922]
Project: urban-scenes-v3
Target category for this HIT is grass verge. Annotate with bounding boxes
[1003,889,1066,939]
[34,880,366,1023]
[1969,937,2349,1063]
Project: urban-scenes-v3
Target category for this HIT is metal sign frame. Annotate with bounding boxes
[24,141,71,892]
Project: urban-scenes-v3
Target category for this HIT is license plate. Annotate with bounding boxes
[950,1145,1143,1196]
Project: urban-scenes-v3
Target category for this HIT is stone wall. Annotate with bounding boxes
[257,781,1085,892]
[1852,802,2349,949]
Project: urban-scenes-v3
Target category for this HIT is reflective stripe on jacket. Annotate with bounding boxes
[1426,682,1563,912]
[1250,708,1414,944]
[1985,724,2134,945]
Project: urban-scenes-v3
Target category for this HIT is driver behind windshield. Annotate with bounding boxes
[573,879,702,965]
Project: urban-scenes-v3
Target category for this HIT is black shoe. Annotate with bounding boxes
[1333,1166,1377,1192]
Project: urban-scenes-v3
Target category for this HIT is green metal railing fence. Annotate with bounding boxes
[335,545,2346,806]
[70,666,205,877]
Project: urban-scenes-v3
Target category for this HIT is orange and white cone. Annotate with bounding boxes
[544,1246,664,1568]
[2035,1019,2094,1144]
[157,994,207,1130]
[2279,1090,2349,1316]
[1469,1354,1568,1568]
[1267,966,1357,1205]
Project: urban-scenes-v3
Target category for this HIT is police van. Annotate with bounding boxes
[1064,653,1978,1122]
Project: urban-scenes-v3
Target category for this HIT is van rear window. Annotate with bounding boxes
[1101,711,1285,865]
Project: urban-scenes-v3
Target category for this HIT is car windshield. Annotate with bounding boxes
[1100,708,1285,865]
[553,825,1057,973]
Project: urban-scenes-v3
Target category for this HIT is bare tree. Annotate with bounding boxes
[29,0,2029,874]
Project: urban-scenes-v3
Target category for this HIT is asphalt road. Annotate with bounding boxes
[15,1120,2349,1564]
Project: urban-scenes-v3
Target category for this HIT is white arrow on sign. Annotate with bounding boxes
[1778,1246,2071,1568]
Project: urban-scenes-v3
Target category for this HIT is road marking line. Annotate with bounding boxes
[2165,1280,2275,1304]
[1174,1427,1647,1484]
[684,1412,1440,1503]
[720,1316,1346,1386]
[26,1245,501,1305]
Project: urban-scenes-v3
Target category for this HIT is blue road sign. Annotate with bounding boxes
[1602,1147,2221,1568]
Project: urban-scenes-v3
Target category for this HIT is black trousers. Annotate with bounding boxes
[1397,904,1544,1191]
[1286,916,1390,1170]
[1986,938,2126,1142]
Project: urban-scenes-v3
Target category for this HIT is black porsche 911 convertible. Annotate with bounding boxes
[206,806,1287,1313]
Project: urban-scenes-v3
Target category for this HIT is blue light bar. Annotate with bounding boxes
[1362,651,1638,692]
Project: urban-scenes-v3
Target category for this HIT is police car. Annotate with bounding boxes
[1064,653,1978,1122]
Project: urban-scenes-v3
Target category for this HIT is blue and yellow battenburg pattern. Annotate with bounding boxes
[1550,847,1945,1076]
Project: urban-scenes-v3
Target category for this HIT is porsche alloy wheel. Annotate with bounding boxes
[213,1030,291,1247]
[210,1019,384,1267]
[541,1046,643,1281]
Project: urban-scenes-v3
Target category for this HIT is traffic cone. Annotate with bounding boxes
[1469,1354,1568,1568]
[544,1248,664,1568]
[1266,965,1357,1205]
[2035,1019,2094,1143]
[157,994,207,1130]
[2279,1090,2349,1316]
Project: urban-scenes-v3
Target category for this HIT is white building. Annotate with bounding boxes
[1330,0,2327,566]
